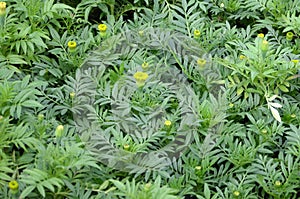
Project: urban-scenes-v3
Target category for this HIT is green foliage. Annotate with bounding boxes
[110,176,179,199]
[0,0,299,198]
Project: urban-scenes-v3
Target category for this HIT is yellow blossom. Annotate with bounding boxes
[257,33,264,38]
[194,29,201,38]
[8,180,18,190]
[0,2,6,16]
[98,24,107,38]
[68,41,76,52]
[98,24,107,32]
[164,120,172,127]
[133,71,149,87]
[195,166,201,170]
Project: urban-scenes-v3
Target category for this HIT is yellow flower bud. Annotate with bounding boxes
[261,40,268,52]
[233,191,240,197]
[9,180,19,194]
[261,129,267,134]
[239,55,246,60]
[139,30,144,36]
[70,92,75,99]
[8,180,19,191]
[257,33,264,38]
[197,58,206,69]
[195,166,201,170]
[141,62,149,70]
[144,183,151,191]
[286,32,294,41]
[123,144,130,150]
[275,180,281,187]
[38,114,44,121]
[194,29,201,38]
[0,2,6,16]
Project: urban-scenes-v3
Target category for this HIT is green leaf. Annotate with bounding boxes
[278,85,289,92]
[37,184,46,197]
[20,186,36,198]
[20,40,27,55]
[6,55,27,65]
[110,179,126,191]
[22,100,43,108]
[99,180,109,190]
[204,183,211,199]
[237,87,244,95]
[48,26,60,42]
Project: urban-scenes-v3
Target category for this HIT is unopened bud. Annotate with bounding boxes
[0,2,6,16]
[70,92,75,99]
[38,114,44,121]
[55,125,64,138]
[261,40,269,52]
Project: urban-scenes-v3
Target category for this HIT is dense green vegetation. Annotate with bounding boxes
[0,0,300,198]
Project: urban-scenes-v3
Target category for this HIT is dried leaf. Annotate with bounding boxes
[269,102,282,108]
[270,106,282,123]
